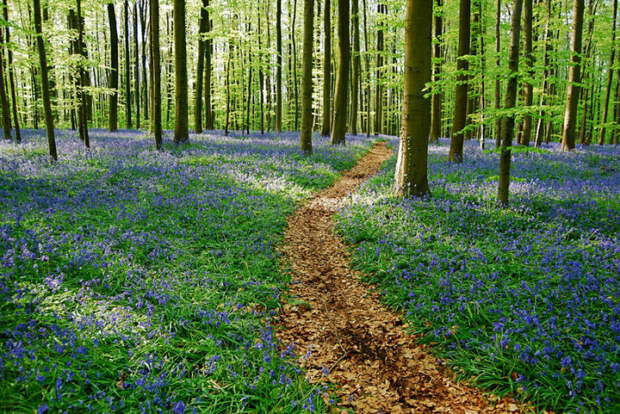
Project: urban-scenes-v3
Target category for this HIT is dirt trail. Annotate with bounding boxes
[276,142,532,413]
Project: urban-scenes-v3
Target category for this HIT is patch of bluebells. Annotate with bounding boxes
[336,138,620,413]
[0,129,368,412]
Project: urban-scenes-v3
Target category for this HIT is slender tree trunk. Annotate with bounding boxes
[276,0,283,132]
[174,0,189,142]
[300,0,314,153]
[479,0,486,149]
[362,0,371,137]
[394,0,432,197]
[194,0,209,133]
[134,2,140,128]
[259,10,265,134]
[108,4,119,131]
[497,0,523,205]
[578,0,595,145]
[375,3,386,134]
[292,0,299,131]
[350,0,361,135]
[225,41,232,136]
[124,0,132,128]
[561,0,584,151]
[535,0,553,147]
[76,0,89,147]
[33,0,57,161]
[448,0,470,162]
[150,0,162,149]
[3,0,20,141]
[0,25,11,139]
[204,13,213,129]
[430,0,443,143]
[139,0,148,122]
[495,0,501,147]
[599,0,617,144]
[521,0,533,146]
[330,0,350,145]
[321,0,332,135]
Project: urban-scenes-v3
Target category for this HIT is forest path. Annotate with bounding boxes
[276,142,531,413]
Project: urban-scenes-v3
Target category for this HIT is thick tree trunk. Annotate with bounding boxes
[33,0,57,161]
[330,0,350,145]
[429,0,443,143]
[300,0,314,153]
[599,0,617,144]
[350,0,361,135]
[497,0,523,205]
[124,0,132,128]
[150,0,162,149]
[448,0,470,163]
[174,0,189,142]
[276,0,283,132]
[194,0,209,133]
[394,0,432,197]
[561,0,584,151]
[108,4,119,132]
[521,0,533,146]
[321,0,332,135]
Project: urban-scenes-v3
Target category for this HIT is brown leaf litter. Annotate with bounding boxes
[275,142,538,413]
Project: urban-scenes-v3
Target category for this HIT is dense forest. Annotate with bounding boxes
[0,0,618,150]
[0,0,619,413]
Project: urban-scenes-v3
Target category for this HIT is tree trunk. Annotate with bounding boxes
[194,0,209,133]
[330,0,350,145]
[350,0,361,135]
[292,0,299,131]
[259,10,265,134]
[494,0,501,147]
[429,0,443,143]
[599,0,617,145]
[561,0,584,151]
[174,0,189,142]
[375,3,386,135]
[497,0,523,205]
[362,0,371,137]
[225,41,232,136]
[448,0,470,162]
[276,0,283,132]
[76,0,89,147]
[300,0,314,153]
[394,0,432,197]
[134,2,140,128]
[150,0,162,149]
[108,4,119,131]
[479,0,486,149]
[124,0,132,128]
[0,24,11,140]
[321,0,332,135]
[578,0,595,145]
[535,0,553,147]
[521,0,533,146]
[3,0,20,141]
[204,14,213,129]
[139,0,148,122]
[33,0,57,161]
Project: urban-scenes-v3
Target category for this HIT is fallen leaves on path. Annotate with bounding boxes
[276,142,538,413]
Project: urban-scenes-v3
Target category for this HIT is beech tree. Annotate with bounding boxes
[561,0,584,151]
[299,0,313,153]
[330,0,350,145]
[394,0,432,198]
[174,0,189,143]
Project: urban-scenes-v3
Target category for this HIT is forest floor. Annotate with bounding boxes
[277,142,531,413]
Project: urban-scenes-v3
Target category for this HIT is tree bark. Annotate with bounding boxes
[494,0,501,147]
[134,2,140,128]
[124,0,132,128]
[108,4,119,132]
[174,0,189,142]
[321,0,332,135]
[292,0,299,131]
[300,0,314,153]
[429,0,443,143]
[204,14,213,129]
[276,0,283,132]
[76,0,89,147]
[394,0,432,197]
[599,0,617,145]
[150,0,162,149]
[350,0,361,135]
[521,0,533,146]
[225,41,232,136]
[375,3,386,135]
[330,0,350,145]
[2,0,20,141]
[535,0,553,147]
[0,22,11,140]
[194,0,209,133]
[448,0,470,162]
[561,0,584,151]
[33,0,57,161]
[497,0,523,205]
